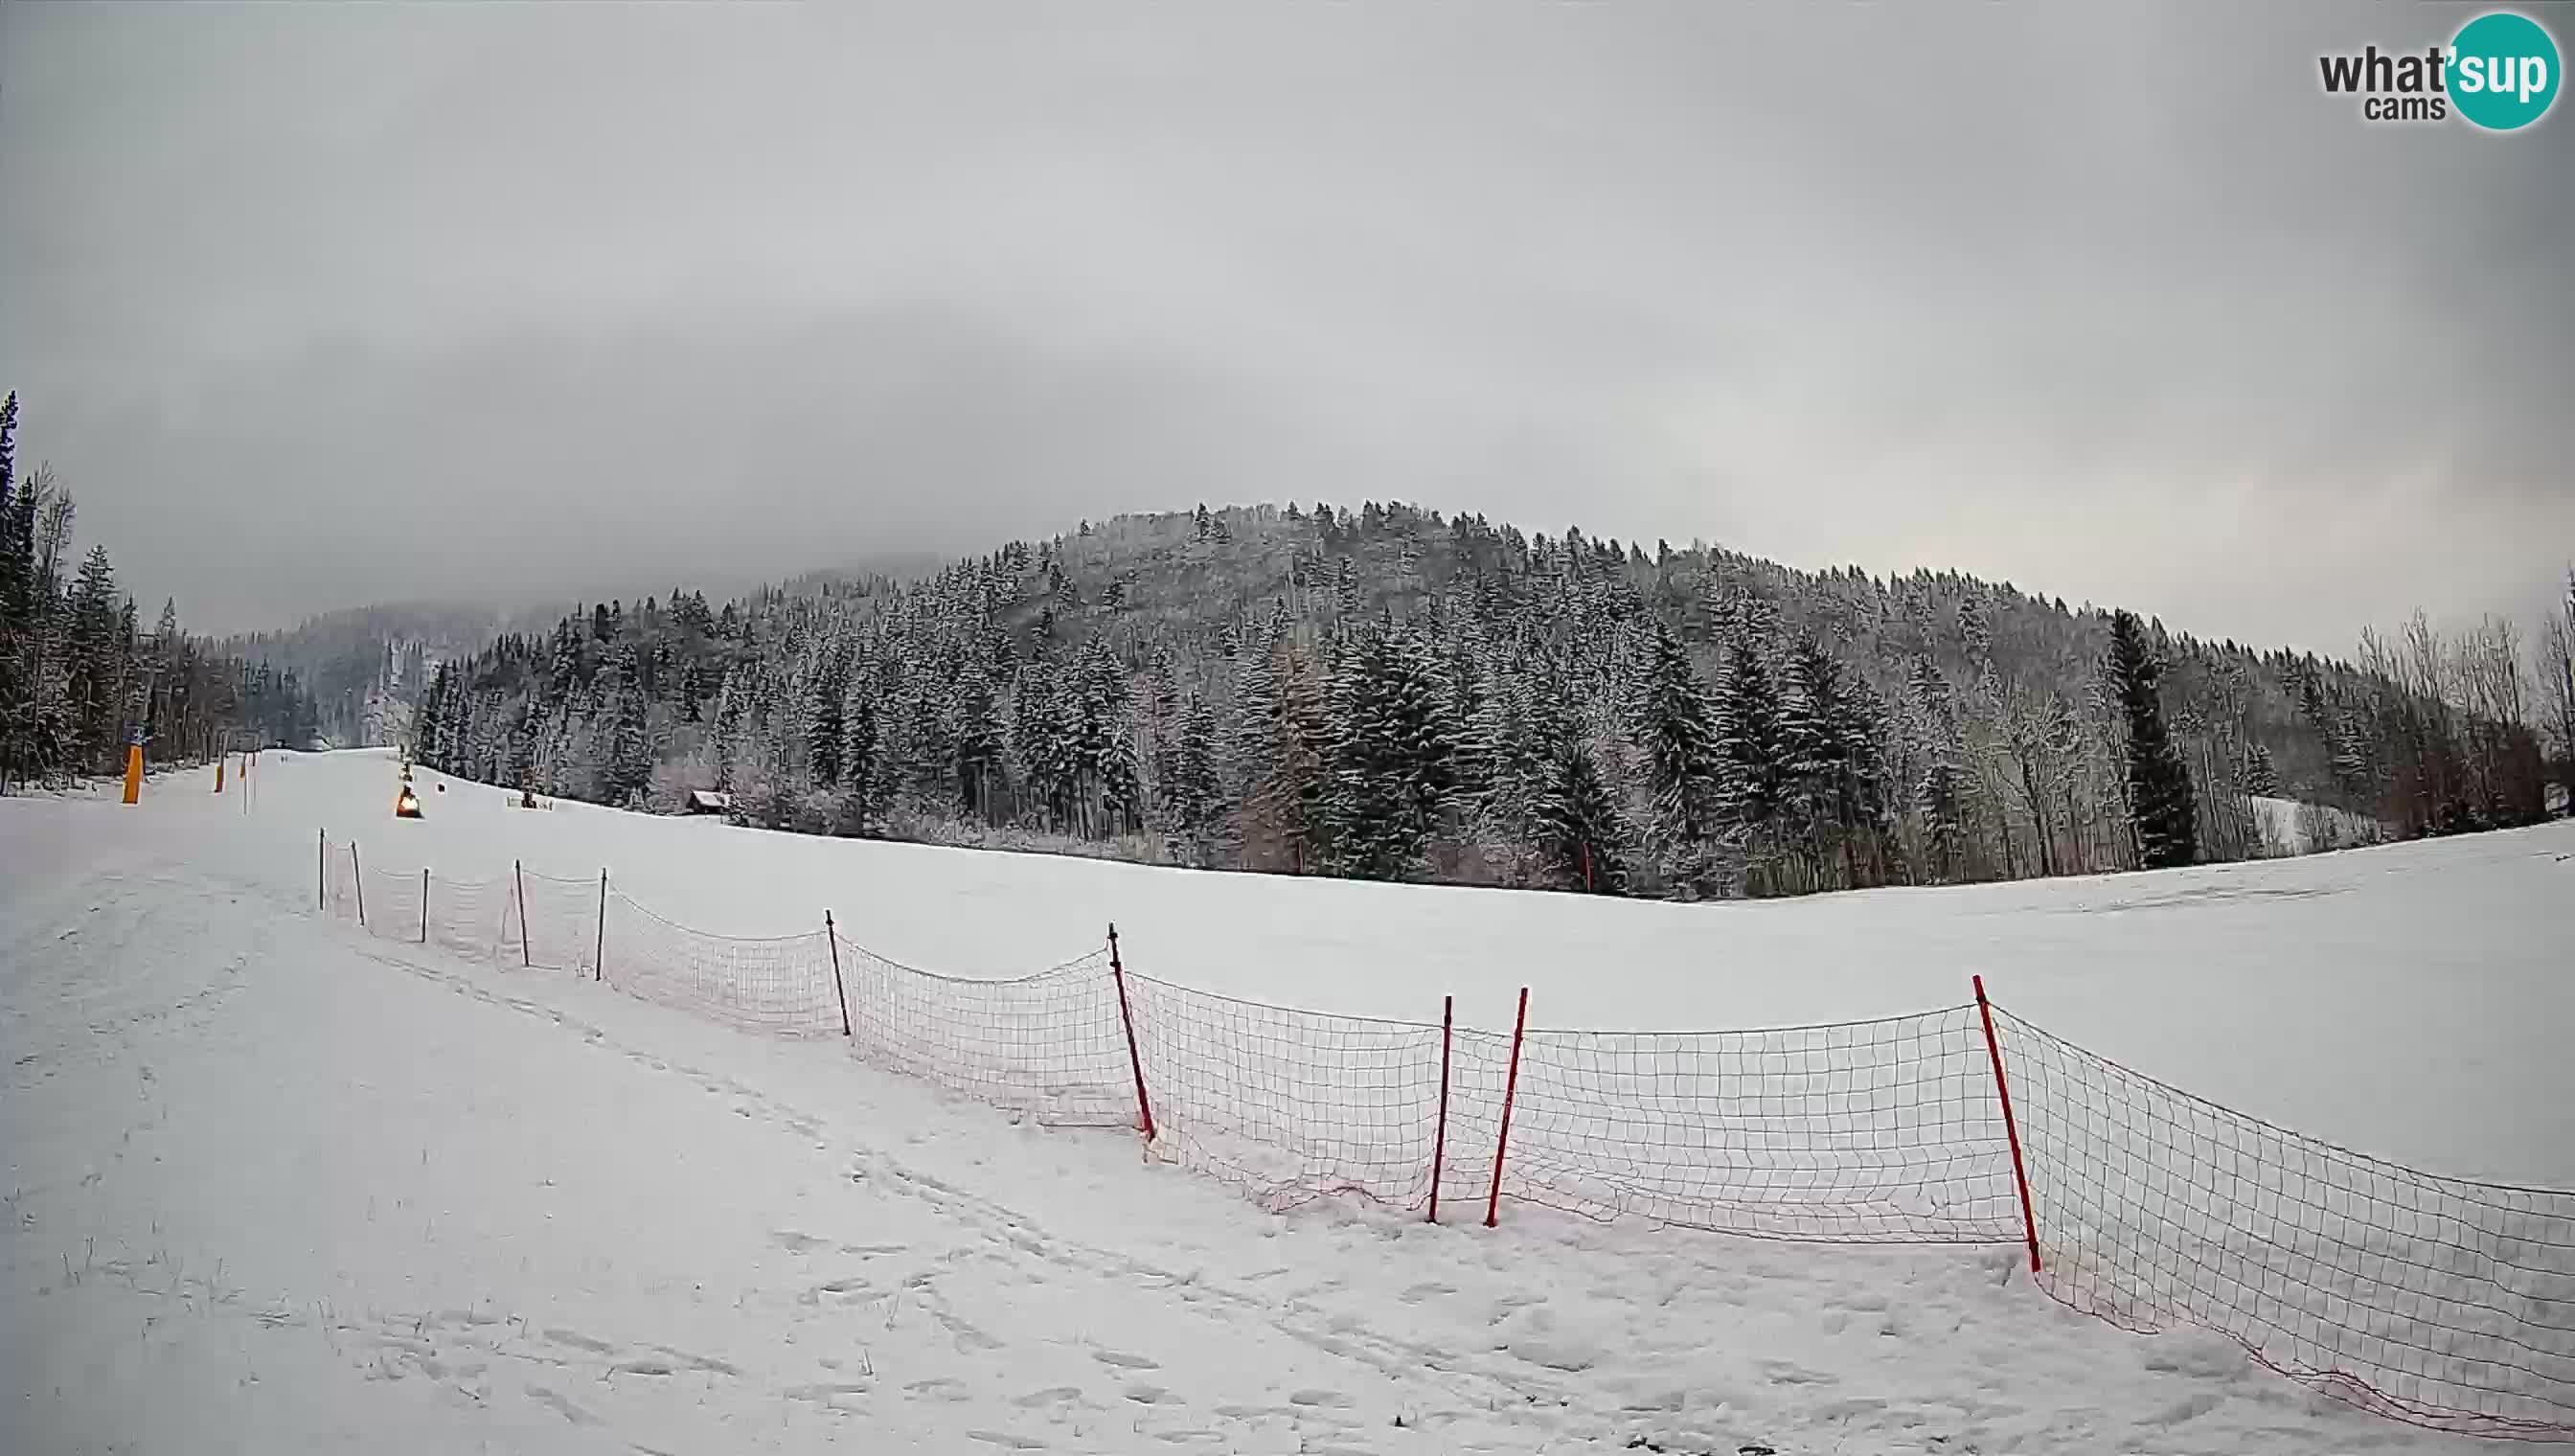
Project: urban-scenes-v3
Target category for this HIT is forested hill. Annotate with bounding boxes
[216,604,529,750]
[409,500,2558,900]
[221,555,959,749]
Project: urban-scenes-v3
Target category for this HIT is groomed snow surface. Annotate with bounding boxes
[7,750,2571,1454]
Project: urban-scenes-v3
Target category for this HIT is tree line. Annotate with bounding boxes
[406,500,2566,899]
[215,603,539,749]
[0,393,321,792]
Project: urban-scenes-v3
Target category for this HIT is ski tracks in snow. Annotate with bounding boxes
[4,853,1554,1453]
[331,931,1588,1452]
[4,817,2479,1455]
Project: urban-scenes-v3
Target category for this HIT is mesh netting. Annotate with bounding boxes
[503,869,602,975]
[428,876,509,961]
[837,938,1133,1127]
[1994,1009,2575,1440]
[300,833,2575,1442]
[321,840,362,925]
[602,895,840,1035]
[1124,973,1447,1210]
[1444,1007,2022,1243]
[362,868,428,945]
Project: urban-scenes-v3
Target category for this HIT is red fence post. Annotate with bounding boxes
[513,859,533,967]
[353,842,367,927]
[1107,923,1156,1142]
[420,868,430,944]
[824,910,853,1037]
[1485,986,1529,1229]
[1428,993,1453,1223]
[1974,975,2043,1274]
[594,870,608,983]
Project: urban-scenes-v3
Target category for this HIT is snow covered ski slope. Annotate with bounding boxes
[7,748,2572,1452]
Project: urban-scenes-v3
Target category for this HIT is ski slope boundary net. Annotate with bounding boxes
[312,835,2574,1440]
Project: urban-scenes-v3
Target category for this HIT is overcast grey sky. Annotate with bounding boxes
[2,2,2568,648]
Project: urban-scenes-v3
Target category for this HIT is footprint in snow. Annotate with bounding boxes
[1013,1386,1085,1407]
[523,1383,599,1425]
[1288,1389,1354,1408]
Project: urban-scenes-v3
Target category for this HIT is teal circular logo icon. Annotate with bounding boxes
[2450,11,2561,130]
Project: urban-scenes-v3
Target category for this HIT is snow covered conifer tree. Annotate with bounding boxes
[1159,691,1222,863]
[1226,606,1287,806]
[414,662,449,766]
[1073,638,1144,837]
[1713,629,1789,882]
[1531,739,1628,894]
[952,656,1006,824]
[1443,639,1495,808]
[1011,656,1069,830]
[837,671,881,834]
[2108,609,2197,868]
[1777,636,1851,887]
[2243,740,2281,799]
[808,639,848,787]
[1908,658,1969,882]
[598,647,654,808]
[1321,624,1454,880]
[1632,621,1723,896]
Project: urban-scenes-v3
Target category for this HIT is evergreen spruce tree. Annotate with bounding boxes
[1631,622,1723,895]
[1470,658,1549,880]
[1070,637,1143,836]
[1443,640,1495,807]
[1159,691,1223,862]
[1227,608,1286,808]
[676,657,704,721]
[1320,625,1454,879]
[1714,632,1788,859]
[1012,657,1068,830]
[1269,638,1333,872]
[439,665,471,772]
[547,620,581,703]
[1777,637,1851,886]
[2108,610,2197,868]
[1531,739,1628,894]
[952,657,1005,823]
[1909,658,1969,882]
[1333,556,1362,631]
[838,674,882,833]
[2243,740,2281,799]
[1834,672,1895,886]
[808,642,848,787]
[900,683,949,808]
[599,647,654,808]
[711,671,743,791]
[67,544,120,761]
[415,662,449,766]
